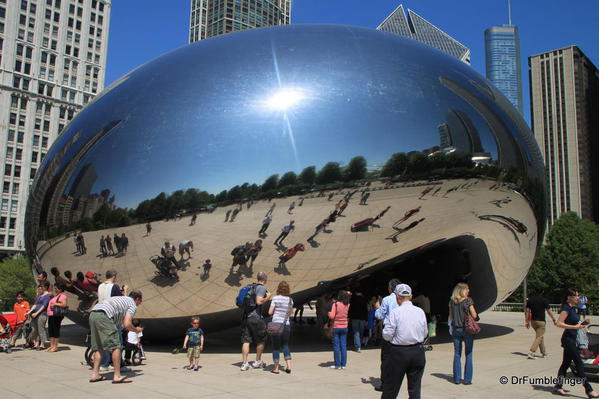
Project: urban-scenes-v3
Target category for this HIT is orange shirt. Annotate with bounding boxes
[13,301,30,323]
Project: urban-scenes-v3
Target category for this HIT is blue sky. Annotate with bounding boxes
[105,0,599,126]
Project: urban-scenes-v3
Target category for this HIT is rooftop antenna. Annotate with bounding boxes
[507,0,512,25]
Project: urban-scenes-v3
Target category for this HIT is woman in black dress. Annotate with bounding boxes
[553,288,599,397]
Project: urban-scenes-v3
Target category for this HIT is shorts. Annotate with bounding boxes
[187,346,201,359]
[89,311,120,352]
[241,317,267,344]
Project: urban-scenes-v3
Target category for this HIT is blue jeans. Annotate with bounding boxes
[332,328,348,367]
[271,325,291,364]
[451,327,474,383]
[351,319,366,350]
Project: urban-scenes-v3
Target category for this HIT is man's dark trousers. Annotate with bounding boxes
[382,343,426,399]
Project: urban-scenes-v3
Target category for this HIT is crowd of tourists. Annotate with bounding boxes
[3,268,599,398]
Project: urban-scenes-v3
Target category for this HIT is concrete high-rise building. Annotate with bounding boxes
[0,0,111,255]
[485,24,523,114]
[189,0,291,43]
[529,46,599,225]
[377,4,470,64]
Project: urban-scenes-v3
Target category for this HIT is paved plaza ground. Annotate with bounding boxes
[2,311,597,398]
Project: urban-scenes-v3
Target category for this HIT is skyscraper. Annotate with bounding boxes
[484,21,523,114]
[377,4,470,64]
[529,46,599,225]
[0,0,111,255]
[189,0,291,43]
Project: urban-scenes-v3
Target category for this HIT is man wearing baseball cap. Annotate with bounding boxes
[381,284,428,399]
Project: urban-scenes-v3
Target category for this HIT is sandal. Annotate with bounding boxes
[553,388,567,396]
[89,376,107,383]
[112,377,133,384]
[271,370,280,374]
[285,369,291,374]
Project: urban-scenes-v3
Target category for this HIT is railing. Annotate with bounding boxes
[492,302,562,314]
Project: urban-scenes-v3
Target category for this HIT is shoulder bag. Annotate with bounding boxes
[323,302,337,340]
[463,299,480,335]
[267,297,292,336]
[53,294,69,317]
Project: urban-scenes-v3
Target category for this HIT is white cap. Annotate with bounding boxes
[394,284,412,297]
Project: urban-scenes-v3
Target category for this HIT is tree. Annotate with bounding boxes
[527,212,599,304]
[316,162,342,184]
[279,171,298,187]
[0,256,35,311]
[227,185,242,201]
[381,152,408,177]
[261,174,279,192]
[408,152,430,174]
[344,156,367,181]
[215,190,228,203]
[299,166,316,186]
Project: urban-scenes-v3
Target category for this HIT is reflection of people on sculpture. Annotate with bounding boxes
[328,192,335,201]
[151,255,178,279]
[337,200,349,216]
[75,233,86,255]
[190,213,197,225]
[293,301,313,324]
[146,222,152,235]
[231,243,249,269]
[359,191,370,205]
[393,206,421,227]
[179,240,194,260]
[274,221,295,247]
[99,235,107,257]
[105,235,115,255]
[431,187,442,196]
[298,197,304,207]
[202,259,212,278]
[120,233,129,255]
[308,219,329,242]
[287,201,295,214]
[258,215,272,236]
[386,218,426,242]
[278,243,305,268]
[419,186,433,199]
[230,207,241,222]
[376,206,391,220]
[246,239,263,268]
[161,241,179,269]
[63,270,89,297]
[224,209,232,222]
[265,203,276,218]
[51,267,85,297]
[76,271,100,293]
[114,233,122,255]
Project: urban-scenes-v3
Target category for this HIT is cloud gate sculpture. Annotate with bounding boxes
[25,25,546,339]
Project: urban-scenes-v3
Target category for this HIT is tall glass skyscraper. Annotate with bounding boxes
[377,5,470,64]
[484,25,523,114]
[189,0,291,43]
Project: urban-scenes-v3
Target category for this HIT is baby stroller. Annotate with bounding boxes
[581,324,599,380]
[0,313,26,353]
[150,255,178,279]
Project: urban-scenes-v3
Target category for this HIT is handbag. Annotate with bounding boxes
[267,297,292,336]
[52,294,69,317]
[323,302,338,340]
[464,301,480,335]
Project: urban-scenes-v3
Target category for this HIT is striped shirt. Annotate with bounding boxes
[92,296,137,326]
[271,295,294,325]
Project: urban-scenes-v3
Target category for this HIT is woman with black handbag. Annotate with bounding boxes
[448,282,478,385]
[268,281,294,374]
[46,282,68,352]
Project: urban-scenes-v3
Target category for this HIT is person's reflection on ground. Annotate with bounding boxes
[146,222,152,235]
[105,235,115,255]
[201,259,212,280]
[179,240,194,261]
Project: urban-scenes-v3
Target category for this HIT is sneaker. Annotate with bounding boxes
[527,353,535,360]
[355,348,361,353]
[99,366,111,372]
[252,360,265,368]
[240,362,251,371]
[329,365,340,370]
[541,353,549,358]
[340,366,346,370]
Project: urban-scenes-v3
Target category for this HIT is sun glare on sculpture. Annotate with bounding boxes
[265,88,305,110]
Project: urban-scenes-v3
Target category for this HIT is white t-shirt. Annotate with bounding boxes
[271,295,294,325]
[127,330,143,345]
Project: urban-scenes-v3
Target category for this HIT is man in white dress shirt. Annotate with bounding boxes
[381,284,428,399]
[374,278,401,392]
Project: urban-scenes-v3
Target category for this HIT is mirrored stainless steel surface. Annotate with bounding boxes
[25,25,546,338]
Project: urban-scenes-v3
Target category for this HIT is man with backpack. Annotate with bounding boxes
[238,272,272,371]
